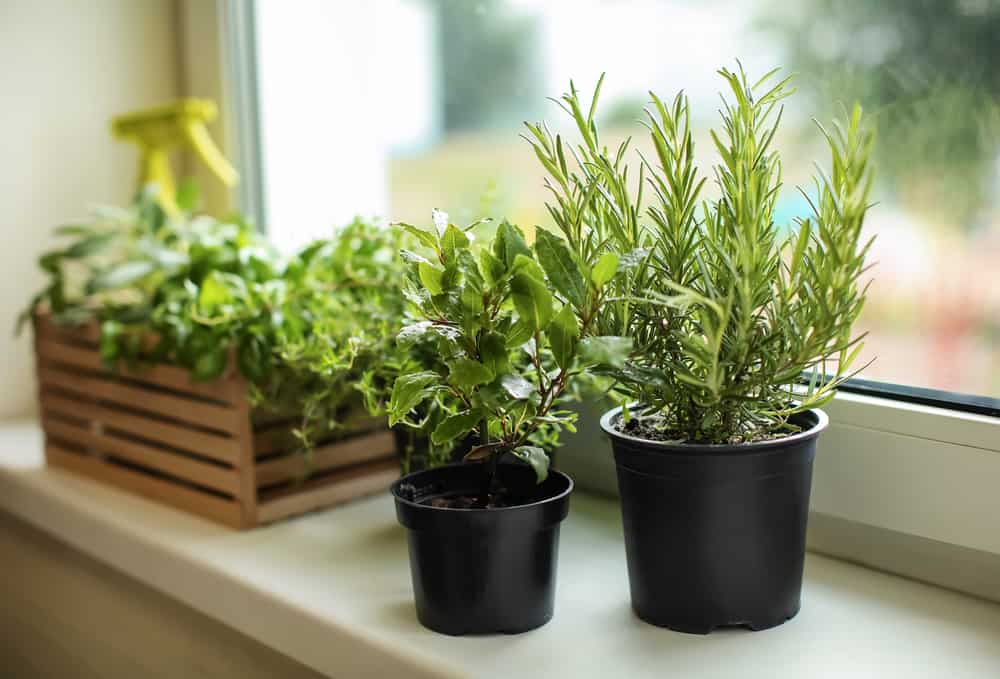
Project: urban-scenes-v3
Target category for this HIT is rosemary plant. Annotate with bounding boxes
[526,65,875,443]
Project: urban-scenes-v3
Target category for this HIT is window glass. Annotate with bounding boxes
[255,0,1000,399]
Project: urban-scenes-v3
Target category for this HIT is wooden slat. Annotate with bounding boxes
[36,338,235,403]
[42,416,241,495]
[45,443,244,528]
[38,364,241,434]
[253,417,386,457]
[41,392,241,465]
[256,461,399,524]
[228,374,258,529]
[255,431,397,487]
[34,316,100,346]
[35,314,161,354]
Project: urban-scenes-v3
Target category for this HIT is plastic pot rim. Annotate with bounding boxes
[390,463,574,515]
[599,405,829,455]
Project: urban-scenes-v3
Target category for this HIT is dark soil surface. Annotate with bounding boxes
[425,492,516,509]
[616,414,793,445]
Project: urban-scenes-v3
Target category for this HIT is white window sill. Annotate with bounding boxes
[1,420,999,679]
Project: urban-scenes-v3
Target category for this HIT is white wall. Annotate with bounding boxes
[0,0,180,418]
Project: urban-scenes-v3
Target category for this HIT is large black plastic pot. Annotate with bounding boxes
[391,463,573,635]
[601,407,828,634]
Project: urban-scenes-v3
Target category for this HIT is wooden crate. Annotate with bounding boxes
[33,315,399,529]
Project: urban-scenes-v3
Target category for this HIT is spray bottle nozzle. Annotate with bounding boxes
[112,98,238,213]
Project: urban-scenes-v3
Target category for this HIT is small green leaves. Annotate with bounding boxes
[591,252,619,289]
[511,272,553,331]
[447,358,494,389]
[192,346,227,381]
[64,231,117,259]
[579,336,632,368]
[547,304,580,370]
[199,272,232,312]
[512,445,549,482]
[534,229,587,308]
[388,371,439,426]
[87,261,156,293]
[432,409,483,445]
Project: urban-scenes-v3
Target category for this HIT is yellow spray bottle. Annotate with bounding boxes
[112,99,238,213]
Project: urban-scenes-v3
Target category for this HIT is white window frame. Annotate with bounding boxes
[815,392,999,553]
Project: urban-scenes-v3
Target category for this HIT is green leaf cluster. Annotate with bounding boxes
[526,64,875,443]
[23,193,453,470]
[387,213,631,483]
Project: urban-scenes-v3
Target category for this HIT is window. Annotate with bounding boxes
[210,0,1000,595]
[245,0,999,407]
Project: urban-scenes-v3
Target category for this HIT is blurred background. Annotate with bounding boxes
[2,0,998,417]
[255,0,999,399]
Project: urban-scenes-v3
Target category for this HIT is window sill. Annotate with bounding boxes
[1,420,999,679]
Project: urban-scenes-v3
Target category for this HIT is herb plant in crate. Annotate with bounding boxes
[527,66,875,632]
[388,212,630,635]
[25,194,423,526]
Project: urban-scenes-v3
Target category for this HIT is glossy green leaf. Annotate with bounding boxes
[388,371,439,426]
[441,224,469,261]
[510,272,553,331]
[512,445,549,482]
[534,229,587,307]
[505,319,534,348]
[591,252,619,289]
[500,374,536,400]
[578,336,633,368]
[418,262,444,295]
[511,253,546,282]
[447,358,494,390]
[479,331,509,375]
[431,409,483,445]
[394,222,439,251]
[547,304,580,370]
[478,249,506,286]
[494,221,531,267]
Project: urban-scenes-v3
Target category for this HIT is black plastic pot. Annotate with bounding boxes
[391,463,573,635]
[601,407,828,634]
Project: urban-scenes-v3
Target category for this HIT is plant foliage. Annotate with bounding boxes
[525,65,875,443]
[388,210,632,485]
[24,191,443,466]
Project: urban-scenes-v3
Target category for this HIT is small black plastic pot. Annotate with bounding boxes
[601,407,828,634]
[391,463,573,635]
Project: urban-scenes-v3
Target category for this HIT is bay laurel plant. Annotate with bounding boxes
[388,211,632,486]
[24,192,446,467]
[525,65,875,443]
